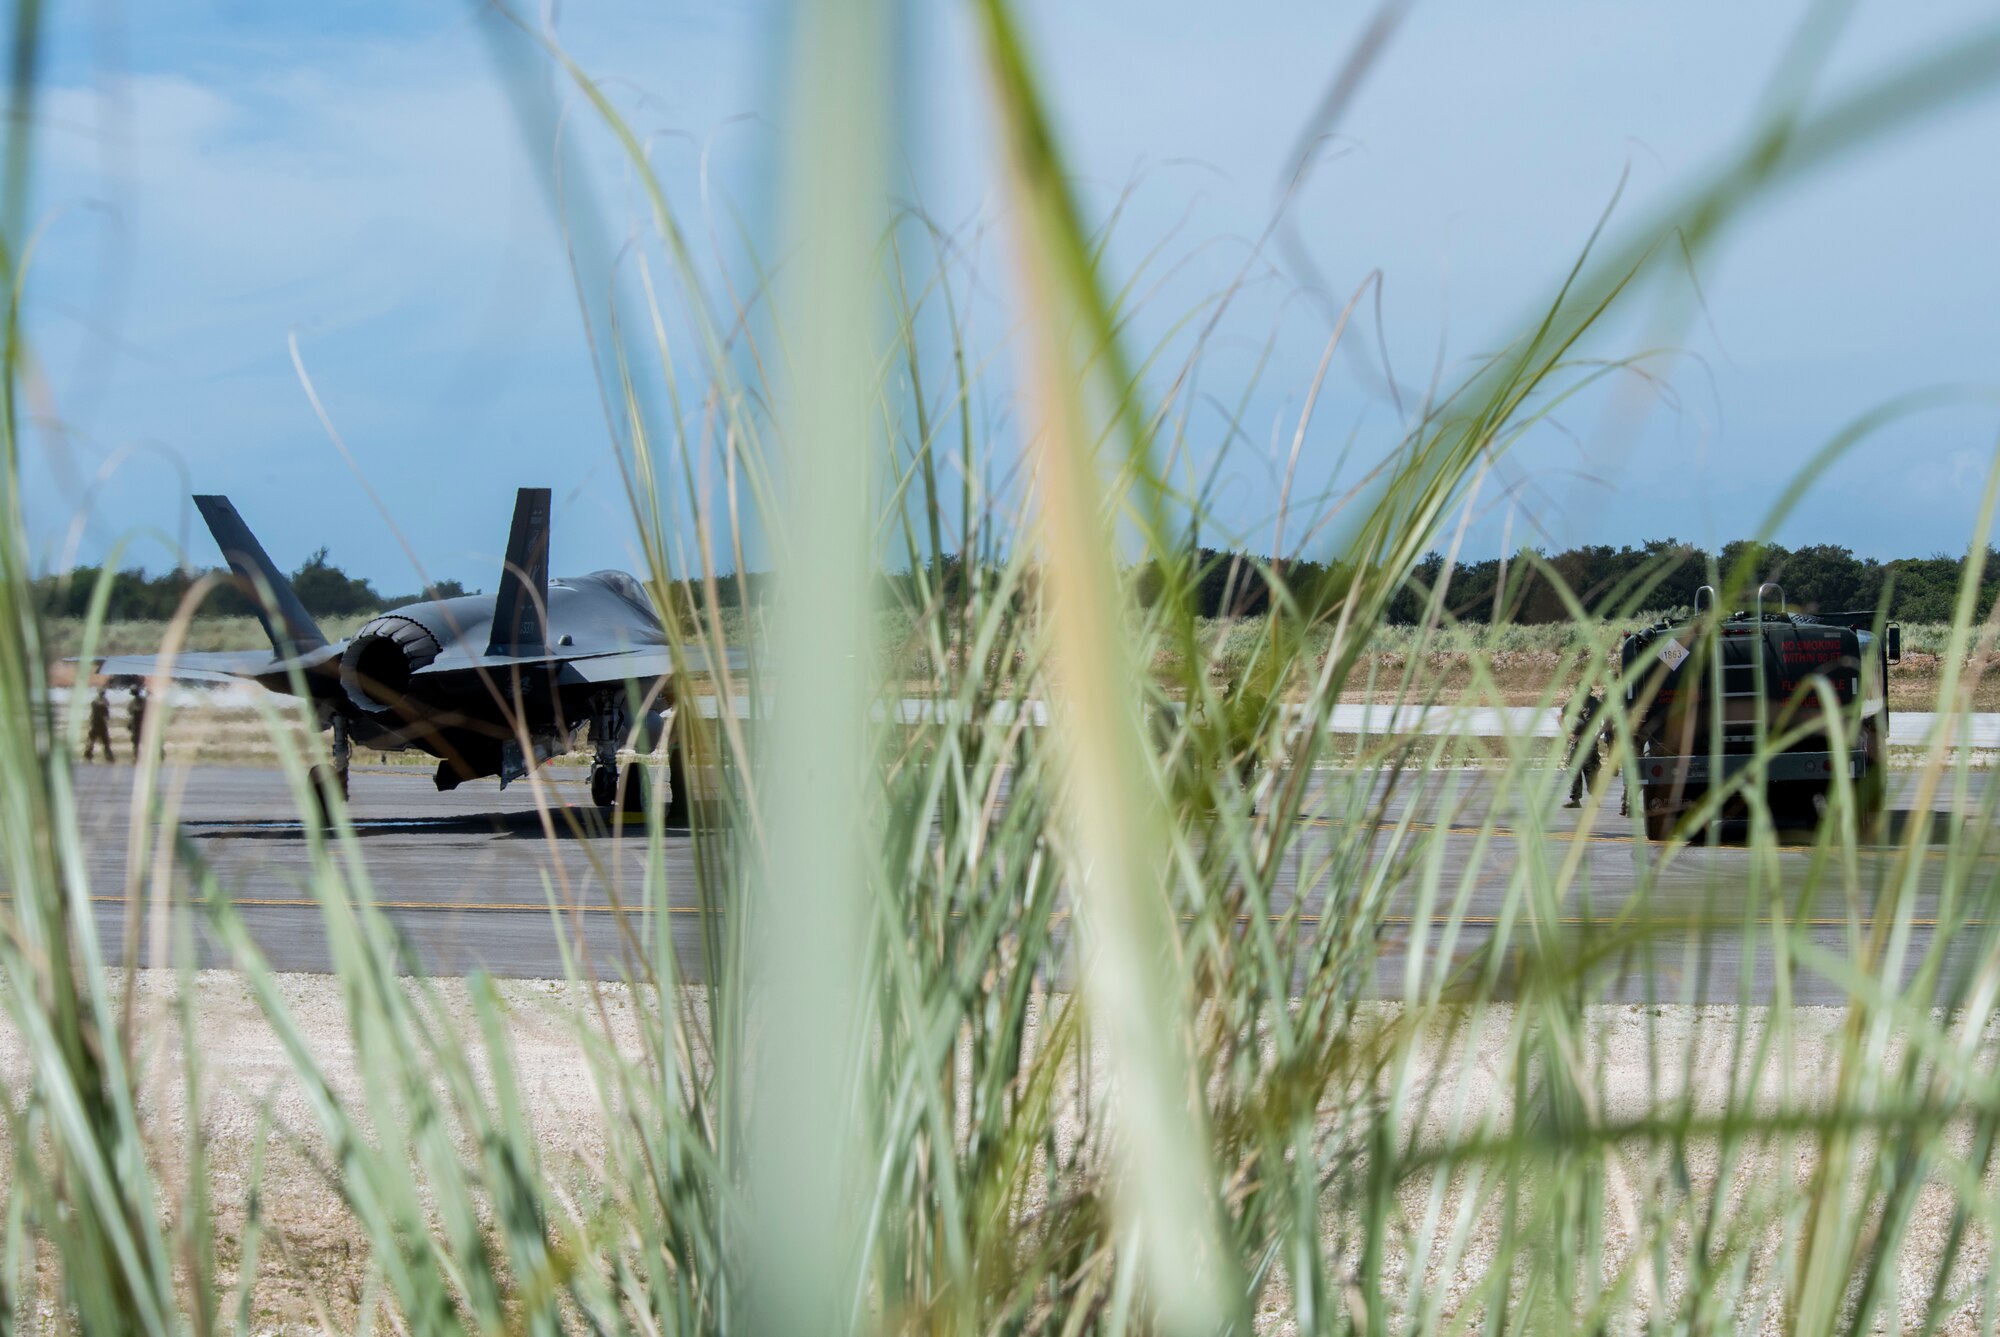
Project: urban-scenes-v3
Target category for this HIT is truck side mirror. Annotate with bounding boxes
[1886,624,1902,664]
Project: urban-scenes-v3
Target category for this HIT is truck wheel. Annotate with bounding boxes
[1769,782,1821,832]
[1856,728,1886,841]
[1644,808,1675,842]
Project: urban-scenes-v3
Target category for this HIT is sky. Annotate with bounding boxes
[16,0,2000,592]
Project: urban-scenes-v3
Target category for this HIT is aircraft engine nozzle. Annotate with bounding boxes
[342,615,442,714]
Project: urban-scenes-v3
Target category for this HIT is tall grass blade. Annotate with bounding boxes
[747,0,895,1332]
[974,2,1239,1330]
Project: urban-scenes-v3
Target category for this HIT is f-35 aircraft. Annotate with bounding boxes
[96,488,732,808]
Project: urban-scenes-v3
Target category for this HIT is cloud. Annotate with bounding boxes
[20,9,770,583]
[18,0,2000,581]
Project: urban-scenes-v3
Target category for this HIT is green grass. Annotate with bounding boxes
[7,3,2000,1334]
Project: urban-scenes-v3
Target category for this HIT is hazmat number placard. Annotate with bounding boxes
[1657,639,1690,671]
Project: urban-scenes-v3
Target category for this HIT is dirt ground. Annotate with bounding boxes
[0,974,645,1331]
[0,975,1991,1331]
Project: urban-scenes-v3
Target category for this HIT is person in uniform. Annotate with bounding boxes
[1563,689,1605,808]
[126,682,148,756]
[84,686,115,762]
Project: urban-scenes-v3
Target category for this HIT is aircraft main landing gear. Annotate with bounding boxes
[309,714,351,824]
[590,695,624,809]
[330,713,350,799]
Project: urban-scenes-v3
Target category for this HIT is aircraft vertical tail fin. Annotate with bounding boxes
[486,487,551,656]
[193,494,328,656]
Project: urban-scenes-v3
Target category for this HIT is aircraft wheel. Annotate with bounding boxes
[665,738,690,828]
[309,765,345,826]
[329,714,351,799]
[1644,807,1676,843]
[619,762,649,819]
[590,763,617,808]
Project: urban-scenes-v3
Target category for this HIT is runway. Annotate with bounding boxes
[60,762,2000,1004]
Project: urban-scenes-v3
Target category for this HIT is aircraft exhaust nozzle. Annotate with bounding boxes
[341,615,442,714]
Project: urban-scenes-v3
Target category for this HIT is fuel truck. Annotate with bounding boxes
[1618,584,1901,841]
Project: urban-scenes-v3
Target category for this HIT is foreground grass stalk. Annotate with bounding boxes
[745,0,893,1332]
[976,3,1239,1329]
[0,7,199,1330]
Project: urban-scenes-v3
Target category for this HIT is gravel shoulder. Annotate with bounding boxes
[3,973,1989,1331]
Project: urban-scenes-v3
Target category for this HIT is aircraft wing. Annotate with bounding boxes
[407,644,745,687]
[88,643,343,689]
[554,646,748,685]
[90,650,288,685]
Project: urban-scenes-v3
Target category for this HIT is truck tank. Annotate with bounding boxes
[1617,587,1896,840]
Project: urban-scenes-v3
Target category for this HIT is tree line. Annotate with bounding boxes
[714,541,1998,626]
[36,550,467,622]
[1410,540,1997,625]
[40,538,1997,627]
[1146,539,1998,625]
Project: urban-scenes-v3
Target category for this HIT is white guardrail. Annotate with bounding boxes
[41,687,2000,748]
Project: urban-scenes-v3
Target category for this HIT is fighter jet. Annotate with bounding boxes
[93,487,734,807]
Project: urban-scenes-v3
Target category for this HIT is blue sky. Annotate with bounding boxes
[18,1,2000,592]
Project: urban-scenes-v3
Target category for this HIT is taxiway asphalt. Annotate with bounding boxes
[61,762,2000,1004]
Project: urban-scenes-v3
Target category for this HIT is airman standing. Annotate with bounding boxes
[126,682,148,757]
[84,686,115,762]
[1563,689,1605,808]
